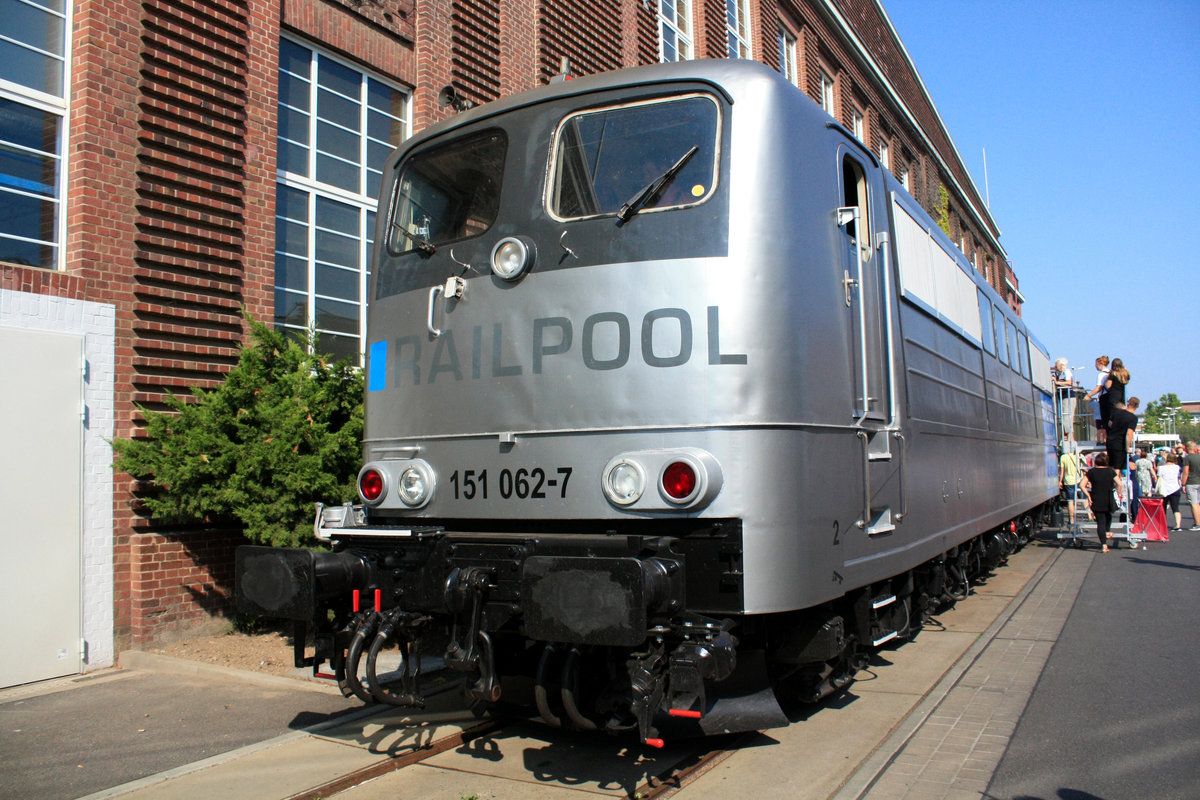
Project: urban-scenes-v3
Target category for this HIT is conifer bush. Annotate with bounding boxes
[113,318,364,547]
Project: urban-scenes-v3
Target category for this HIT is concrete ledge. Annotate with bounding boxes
[118,650,348,696]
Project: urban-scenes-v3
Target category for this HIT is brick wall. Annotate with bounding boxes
[0,266,85,298]
[113,0,277,647]
[538,0,623,84]
[125,528,250,645]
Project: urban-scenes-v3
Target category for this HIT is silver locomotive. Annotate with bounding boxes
[238,59,1056,745]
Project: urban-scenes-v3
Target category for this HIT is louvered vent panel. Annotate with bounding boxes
[452,0,502,106]
[538,0,622,81]
[134,0,250,410]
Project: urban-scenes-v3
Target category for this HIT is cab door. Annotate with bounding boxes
[835,144,901,542]
[837,148,889,426]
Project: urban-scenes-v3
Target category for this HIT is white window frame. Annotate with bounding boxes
[851,108,864,142]
[878,139,890,172]
[778,26,798,85]
[820,72,835,114]
[0,0,71,271]
[658,0,694,62]
[275,35,411,363]
[726,0,752,59]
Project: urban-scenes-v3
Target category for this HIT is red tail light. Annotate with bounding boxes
[359,468,385,502]
[661,461,697,501]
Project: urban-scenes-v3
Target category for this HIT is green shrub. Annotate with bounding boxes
[113,318,364,547]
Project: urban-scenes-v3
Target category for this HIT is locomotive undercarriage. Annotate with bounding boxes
[235,512,1037,745]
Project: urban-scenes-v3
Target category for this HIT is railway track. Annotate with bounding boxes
[277,709,753,800]
[281,715,510,800]
[629,733,752,799]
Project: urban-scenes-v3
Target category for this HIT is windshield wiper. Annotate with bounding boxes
[616,145,699,223]
[391,222,437,255]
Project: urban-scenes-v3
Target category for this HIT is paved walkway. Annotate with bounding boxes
[835,509,1198,800]
[833,544,1086,799]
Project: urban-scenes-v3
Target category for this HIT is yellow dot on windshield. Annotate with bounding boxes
[691,184,705,197]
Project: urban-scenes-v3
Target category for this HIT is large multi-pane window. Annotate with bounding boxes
[658,0,693,62]
[726,0,751,59]
[274,37,409,363]
[0,0,68,270]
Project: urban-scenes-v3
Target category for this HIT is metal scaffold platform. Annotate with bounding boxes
[1055,494,1146,550]
[1050,374,1147,550]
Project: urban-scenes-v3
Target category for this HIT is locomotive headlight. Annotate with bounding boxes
[490,236,534,280]
[603,449,722,510]
[603,458,646,506]
[397,461,435,508]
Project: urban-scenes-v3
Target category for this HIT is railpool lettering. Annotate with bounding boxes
[370,305,746,390]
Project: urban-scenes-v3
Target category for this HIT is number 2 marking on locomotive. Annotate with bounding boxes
[450,467,573,500]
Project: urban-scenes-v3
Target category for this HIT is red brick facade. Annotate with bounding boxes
[2,0,1021,650]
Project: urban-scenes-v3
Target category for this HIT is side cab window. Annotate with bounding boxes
[992,304,1009,365]
[841,154,871,259]
[978,289,995,355]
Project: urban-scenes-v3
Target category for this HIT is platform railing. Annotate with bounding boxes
[1055,387,1096,447]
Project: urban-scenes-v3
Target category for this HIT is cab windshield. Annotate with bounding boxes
[549,95,719,219]
[387,130,507,255]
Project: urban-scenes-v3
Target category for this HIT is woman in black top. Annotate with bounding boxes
[1105,358,1129,410]
[1081,452,1118,553]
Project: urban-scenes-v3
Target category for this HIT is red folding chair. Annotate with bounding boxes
[1132,498,1168,542]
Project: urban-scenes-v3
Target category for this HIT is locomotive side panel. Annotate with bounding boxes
[881,184,1055,578]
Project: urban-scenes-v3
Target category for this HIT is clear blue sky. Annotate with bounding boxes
[884,0,1200,406]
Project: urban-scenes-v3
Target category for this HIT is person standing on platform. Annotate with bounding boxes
[1052,358,1077,441]
[1083,356,1110,444]
[1105,358,1129,411]
[1081,452,1118,553]
[1107,396,1139,480]
[1184,441,1200,531]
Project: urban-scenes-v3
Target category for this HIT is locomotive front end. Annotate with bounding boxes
[237,62,798,744]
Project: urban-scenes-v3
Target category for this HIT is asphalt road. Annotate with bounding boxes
[0,670,362,800]
[987,506,1200,800]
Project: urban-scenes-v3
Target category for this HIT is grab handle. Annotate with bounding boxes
[426,285,444,336]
